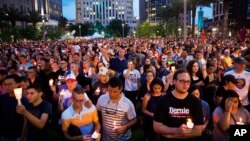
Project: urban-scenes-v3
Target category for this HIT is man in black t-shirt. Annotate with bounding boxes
[153,69,204,141]
[16,85,52,141]
[0,74,29,140]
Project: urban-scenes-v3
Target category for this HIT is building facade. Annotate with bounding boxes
[213,0,250,29]
[144,0,171,24]
[76,0,135,28]
[0,0,62,26]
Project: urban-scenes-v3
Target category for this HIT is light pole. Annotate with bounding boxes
[183,0,187,42]
[122,23,125,38]
[136,16,139,38]
[42,19,45,40]
[79,25,81,37]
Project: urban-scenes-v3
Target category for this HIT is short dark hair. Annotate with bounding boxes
[108,77,123,90]
[188,85,202,98]
[149,78,164,93]
[173,69,189,80]
[73,86,85,95]
[219,90,241,110]
[28,66,37,72]
[0,69,7,76]
[27,84,43,93]
[4,74,20,83]
[19,76,29,82]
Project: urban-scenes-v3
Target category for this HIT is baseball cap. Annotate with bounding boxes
[223,74,238,84]
[66,73,76,81]
[234,56,247,63]
[98,67,109,75]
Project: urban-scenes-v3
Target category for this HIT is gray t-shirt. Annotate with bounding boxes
[212,106,250,141]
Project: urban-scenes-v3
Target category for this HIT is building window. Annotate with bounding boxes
[247,0,250,19]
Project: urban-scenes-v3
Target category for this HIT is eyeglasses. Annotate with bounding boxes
[105,100,118,115]
[177,79,191,85]
[72,97,85,103]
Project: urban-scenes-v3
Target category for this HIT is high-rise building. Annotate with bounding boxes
[213,0,250,29]
[76,0,135,28]
[145,0,171,24]
[0,0,62,26]
[144,0,191,26]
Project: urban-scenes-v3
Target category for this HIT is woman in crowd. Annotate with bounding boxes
[189,85,211,141]
[212,89,250,141]
[142,78,164,141]
[186,60,205,87]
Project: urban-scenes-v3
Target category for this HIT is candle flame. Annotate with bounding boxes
[239,117,242,122]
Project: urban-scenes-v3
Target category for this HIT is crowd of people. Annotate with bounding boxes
[0,36,250,141]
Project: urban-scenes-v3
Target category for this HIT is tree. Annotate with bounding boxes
[3,7,23,27]
[158,6,174,23]
[222,0,229,39]
[138,22,154,37]
[107,19,130,37]
[58,16,68,28]
[26,10,42,27]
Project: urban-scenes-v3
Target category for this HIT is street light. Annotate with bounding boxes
[11,35,14,42]
[183,0,187,42]
[79,25,81,37]
[136,16,139,38]
[122,23,125,38]
[42,19,45,40]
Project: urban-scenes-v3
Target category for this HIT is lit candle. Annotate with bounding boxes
[14,88,22,105]
[49,79,54,86]
[96,87,100,93]
[171,66,176,72]
[60,89,65,96]
[236,117,244,125]
[91,131,99,139]
[129,61,133,65]
[34,62,37,66]
[186,118,194,129]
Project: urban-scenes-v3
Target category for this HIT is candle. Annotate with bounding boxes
[129,61,133,65]
[186,118,194,129]
[96,87,100,93]
[236,117,244,125]
[91,131,99,139]
[171,66,176,72]
[49,79,54,86]
[34,62,37,66]
[14,88,22,105]
[60,89,65,96]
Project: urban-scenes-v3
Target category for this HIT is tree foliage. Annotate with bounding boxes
[26,10,42,27]
[107,19,130,37]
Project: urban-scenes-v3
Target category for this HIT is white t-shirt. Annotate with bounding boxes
[224,70,250,106]
[74,45,81,53]
[123,69,141,91]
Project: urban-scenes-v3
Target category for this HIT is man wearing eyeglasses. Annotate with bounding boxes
[153,69,204,141]
[96,77,137,141]
[61,86,101,141]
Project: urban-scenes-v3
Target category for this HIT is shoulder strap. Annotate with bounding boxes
[230,114,237,124]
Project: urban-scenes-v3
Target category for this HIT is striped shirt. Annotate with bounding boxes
[96,94,136,141]
[61,105,98,135]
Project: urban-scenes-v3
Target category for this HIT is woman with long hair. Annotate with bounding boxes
[142,78,164,141]
[212,90,250,141]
